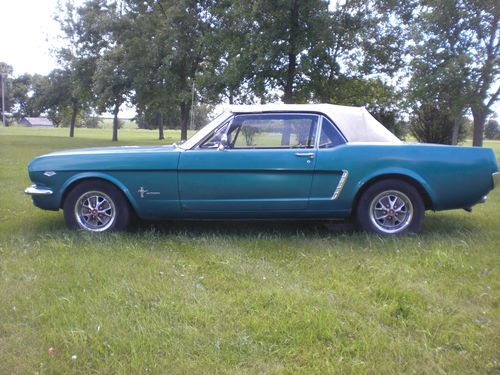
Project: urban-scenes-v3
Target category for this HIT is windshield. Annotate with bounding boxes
[178,111,232,150]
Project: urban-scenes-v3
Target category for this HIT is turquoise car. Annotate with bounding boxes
[25,104,499,235]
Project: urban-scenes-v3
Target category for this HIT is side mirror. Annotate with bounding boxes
[218,134,228,151]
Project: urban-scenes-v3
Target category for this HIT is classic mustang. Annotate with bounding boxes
[25,104,499,235]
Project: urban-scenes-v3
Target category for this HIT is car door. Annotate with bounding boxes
[308,116,350,213]
[178,112,319,214]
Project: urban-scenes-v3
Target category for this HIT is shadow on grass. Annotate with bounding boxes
[18,210,481,241]
[422,212,480,236]
[129,211,481,239]
[131,213,480,239]
[132,219,357,237]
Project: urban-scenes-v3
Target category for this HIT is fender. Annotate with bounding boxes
[354,167,438,208]
[60,172,140,213]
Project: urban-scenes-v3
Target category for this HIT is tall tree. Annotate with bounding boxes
[410,0,499,146]
[125,0,216,141]
[9,74,31,120]
[122,0,177,140]
[56,0,104,137]
[246,0,332,103]
[94,47,131,141]
[85,1,132,141]
[10,74,49,119]
[202,0,407,106]
[199,1,257,104]
[36,69,79,127]
[408,42,469,144]
[303,0,406,104]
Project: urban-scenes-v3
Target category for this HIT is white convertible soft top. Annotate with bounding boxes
[229,103,401,143]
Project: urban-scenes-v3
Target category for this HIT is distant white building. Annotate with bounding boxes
[20,117,54,128]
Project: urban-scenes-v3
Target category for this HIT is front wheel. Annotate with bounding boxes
[356,179,424,235]
[63,180,131,232]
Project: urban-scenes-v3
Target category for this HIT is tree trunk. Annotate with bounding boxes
[159,112,164,140]
[471,105,487,147]
[180,101,190,141]
[283,0,299,104]
[451,118,459,145]
[69,99,78,138]
[112,103,119,142]
[283,51,297,104]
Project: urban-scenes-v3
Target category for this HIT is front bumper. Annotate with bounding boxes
[493,172,500,189]
[24,185,53,196]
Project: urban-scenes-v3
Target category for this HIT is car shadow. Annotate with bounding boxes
[131,219,358,237]
[421,212,480,236]
[19,211,480,240]
[129,212,482,240]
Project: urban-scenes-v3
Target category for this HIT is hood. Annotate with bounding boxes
[41,144,178,157]
[28,144,181,173]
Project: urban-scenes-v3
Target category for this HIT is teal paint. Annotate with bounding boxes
[27,142,498,220]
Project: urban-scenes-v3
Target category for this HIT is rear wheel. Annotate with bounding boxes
[63,180,131,232]
[356,179,424,235]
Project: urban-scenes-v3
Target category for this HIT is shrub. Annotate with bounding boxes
[410,102,466,144]
[484,119,499,140]
[81,115,102,128]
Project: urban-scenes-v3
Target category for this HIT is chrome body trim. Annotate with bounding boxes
[331,170,349,200]
[493,172,500,189]
[43,171,56,177]
[24,185,53,196]
[315,115,324,149]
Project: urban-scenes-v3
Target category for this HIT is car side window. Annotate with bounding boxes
[199,120,231,149]
[319,117,345,148]
[227,113,318,149]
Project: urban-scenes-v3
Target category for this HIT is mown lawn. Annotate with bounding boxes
[0,127,499,374]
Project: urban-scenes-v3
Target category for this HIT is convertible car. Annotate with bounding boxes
[25,104,499,235]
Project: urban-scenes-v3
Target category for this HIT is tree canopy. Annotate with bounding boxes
[2,0,498,145]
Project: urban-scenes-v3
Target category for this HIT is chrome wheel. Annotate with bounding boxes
[369,190,413,234]
[74,191,116,232]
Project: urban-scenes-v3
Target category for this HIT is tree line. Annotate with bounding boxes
[0,0,498,145]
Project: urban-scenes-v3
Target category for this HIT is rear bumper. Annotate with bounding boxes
[493,172,500,189]
[24,185,53,196]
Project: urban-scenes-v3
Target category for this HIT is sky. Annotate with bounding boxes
[0,0,135,116]
[0,0,62,76]
[0,0,498,119]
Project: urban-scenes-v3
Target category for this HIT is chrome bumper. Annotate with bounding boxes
[24,185,53,196]
[493,172,500,189]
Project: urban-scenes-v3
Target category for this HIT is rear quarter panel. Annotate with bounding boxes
[314,143,498,212]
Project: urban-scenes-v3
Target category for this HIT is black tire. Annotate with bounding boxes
[63,180,131,232]
[356,179,424,235]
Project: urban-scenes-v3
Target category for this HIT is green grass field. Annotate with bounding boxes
[0,127,499,374]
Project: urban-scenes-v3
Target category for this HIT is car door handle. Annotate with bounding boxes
[295,152,315,159]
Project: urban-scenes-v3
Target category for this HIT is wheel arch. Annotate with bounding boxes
[60,173,139,214]
[351,172,435,218]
